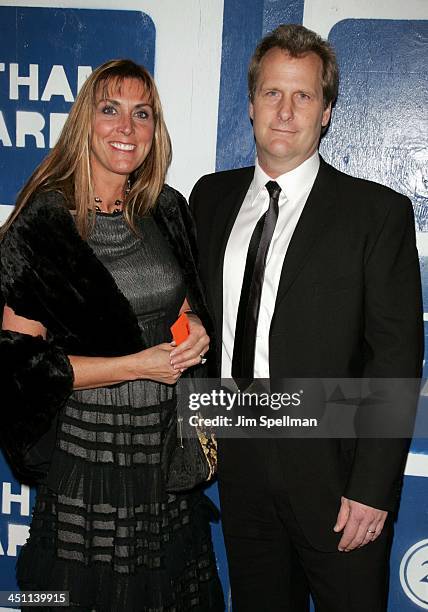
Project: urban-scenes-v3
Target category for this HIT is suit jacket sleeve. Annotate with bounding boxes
[345,194,423,510]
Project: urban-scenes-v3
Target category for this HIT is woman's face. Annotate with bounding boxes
[90,77,155,182]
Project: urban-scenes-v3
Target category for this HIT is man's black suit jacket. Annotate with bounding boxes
[189,158,424,551]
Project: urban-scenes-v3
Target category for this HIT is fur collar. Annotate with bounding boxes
[0,185,212,356]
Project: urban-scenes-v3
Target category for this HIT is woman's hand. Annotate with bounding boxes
[131,343,182,385]
[169,313,209,370]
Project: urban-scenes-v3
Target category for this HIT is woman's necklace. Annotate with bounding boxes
[94,196,123,215]
[94,180,131,215]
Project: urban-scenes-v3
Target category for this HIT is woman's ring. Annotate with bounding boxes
[200,354,207,365]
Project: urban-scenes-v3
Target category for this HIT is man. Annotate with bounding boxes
[189,24,423,611]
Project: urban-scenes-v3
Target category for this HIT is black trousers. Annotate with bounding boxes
[218,440,393,612]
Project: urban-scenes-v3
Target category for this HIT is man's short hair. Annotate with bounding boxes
[248,24,339,108]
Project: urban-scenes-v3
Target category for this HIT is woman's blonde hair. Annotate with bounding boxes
[1,59,172,238]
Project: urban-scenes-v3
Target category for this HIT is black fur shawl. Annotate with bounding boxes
[0,185,213,482]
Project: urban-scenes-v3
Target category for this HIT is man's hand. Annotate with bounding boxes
[334,496,388,552]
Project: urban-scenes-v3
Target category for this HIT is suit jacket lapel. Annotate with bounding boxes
[211,168,254,344]
[275,159,336,304]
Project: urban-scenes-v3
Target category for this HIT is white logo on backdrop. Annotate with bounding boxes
[400,539,428,609]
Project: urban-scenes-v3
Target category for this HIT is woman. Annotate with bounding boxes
[0,59,224,611]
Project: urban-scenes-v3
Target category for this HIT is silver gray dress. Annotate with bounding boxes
[17,212,223,612]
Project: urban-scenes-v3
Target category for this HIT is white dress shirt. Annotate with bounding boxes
[221,152,320,379]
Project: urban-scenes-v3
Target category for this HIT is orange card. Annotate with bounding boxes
[170,312,190,345]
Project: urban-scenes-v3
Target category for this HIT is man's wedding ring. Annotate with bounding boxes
[367,529,375,533]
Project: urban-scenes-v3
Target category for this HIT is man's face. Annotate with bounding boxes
[250,48,331,177]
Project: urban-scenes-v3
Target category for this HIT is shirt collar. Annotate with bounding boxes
[251,151,320,206]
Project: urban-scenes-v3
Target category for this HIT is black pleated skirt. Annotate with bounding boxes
[17,388,224,612]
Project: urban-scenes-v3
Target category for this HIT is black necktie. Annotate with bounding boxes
[232,180,281,390]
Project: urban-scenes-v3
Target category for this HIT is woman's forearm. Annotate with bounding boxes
[68,353,138,390]
[3,304,182,389]
[70,343,179,389]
